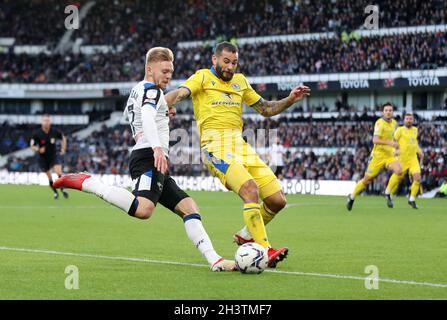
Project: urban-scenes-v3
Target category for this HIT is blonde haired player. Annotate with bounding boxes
[166,42,310,268]
[347,103,403,210]
[54,47,235,272]
[388,113,423,209]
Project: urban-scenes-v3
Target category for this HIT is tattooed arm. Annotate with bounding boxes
[164,87,191,119]
[165,87,191,107]
[252,85,311,117]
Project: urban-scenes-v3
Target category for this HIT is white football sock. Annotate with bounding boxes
[385,188,391,195]
[183,214,221,265]
[82,177,135,213]
[238,226,253,240]
[409,196,415,202]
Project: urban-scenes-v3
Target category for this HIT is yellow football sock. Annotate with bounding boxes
[352,180,366,198]
[260,203,276,225]
[410,180,421,199]
[243,203,270,248]
[387,174,403,195]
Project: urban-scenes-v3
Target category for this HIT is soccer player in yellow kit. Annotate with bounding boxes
[166,42,310,267]
[388,113,423,209]
[347,103,403,210]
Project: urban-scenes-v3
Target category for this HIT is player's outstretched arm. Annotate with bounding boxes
[252,85,310,117]
[165,87,191,119]
[165,87,191,107]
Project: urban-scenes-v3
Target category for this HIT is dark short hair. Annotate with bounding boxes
[382,102,394,110]
[404,112,414,117]
[214,42,238,56]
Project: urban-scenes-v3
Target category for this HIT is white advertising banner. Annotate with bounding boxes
[0,171,355,196]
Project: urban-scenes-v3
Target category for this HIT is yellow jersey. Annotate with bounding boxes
[180,67,262,146]
[394,126,420,160]
[372,117,398,158]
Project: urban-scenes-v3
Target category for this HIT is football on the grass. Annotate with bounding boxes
[235,243,268,274]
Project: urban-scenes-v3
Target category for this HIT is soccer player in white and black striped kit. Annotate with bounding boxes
[54,47,235,272]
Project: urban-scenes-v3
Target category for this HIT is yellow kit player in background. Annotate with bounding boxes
[347,103,403,211]
[166,42,311,267]
[388,113,423,209]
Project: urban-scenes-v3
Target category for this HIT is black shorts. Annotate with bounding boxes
[129,148,189,213]
[38,154,61,172]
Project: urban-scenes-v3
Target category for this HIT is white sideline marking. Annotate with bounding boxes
[1,246,446,289]
[0,203,321,210]
[0,246,205,268]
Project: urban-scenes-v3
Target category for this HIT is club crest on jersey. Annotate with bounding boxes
[232,84,240,91]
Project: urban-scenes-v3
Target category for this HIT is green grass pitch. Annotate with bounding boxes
[0,184,446,300]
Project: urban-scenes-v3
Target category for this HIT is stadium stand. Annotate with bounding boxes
[3,0,444,44]
[1,0,446,196]
[2,31,446,83]
[4,115,446,195]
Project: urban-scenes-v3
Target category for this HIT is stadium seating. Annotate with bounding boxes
[3,0,444,44]
[0,122,85,155]
[2,32,446,83]
[1,0,446,195]
[1,0,446,83]
[4,116,446,195]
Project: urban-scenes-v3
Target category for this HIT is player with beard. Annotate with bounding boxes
[388,113,423,209]
[166,42,311,268]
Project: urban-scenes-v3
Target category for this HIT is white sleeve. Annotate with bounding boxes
[141,105,161,148]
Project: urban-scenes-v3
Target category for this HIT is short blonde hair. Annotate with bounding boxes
[146,47,174,65]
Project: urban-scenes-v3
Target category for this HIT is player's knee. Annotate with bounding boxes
[276,195,287,211]
[174,197,199,217]
[363,176,372,185]
[394,167,403,176]
[239,180,259,203]
[267,192,287,212]
[135,202,155,220]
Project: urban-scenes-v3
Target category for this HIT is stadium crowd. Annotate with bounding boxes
[176,32,447,77]
[3,117,446,193]
[1,0,445,45]
[3,115,447,155]
[76,0,447,44]
[2,31,446,83]
[0,0,79,45]
[0,122,85,155]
